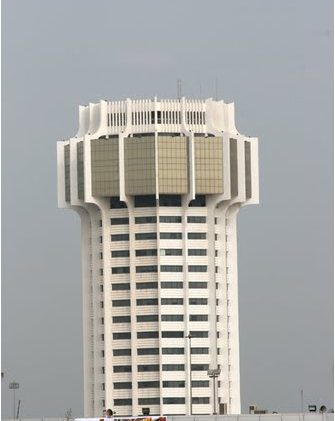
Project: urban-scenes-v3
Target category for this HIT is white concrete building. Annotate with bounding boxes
[57,97,259,417]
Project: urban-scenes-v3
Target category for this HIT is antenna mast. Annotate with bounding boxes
[177,78,182,100]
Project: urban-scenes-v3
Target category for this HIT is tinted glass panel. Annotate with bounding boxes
[136,282,158,290]
[159,195,181,206]
[135,216,157,224]
[135,195,156,207]
[137,298,158,306]
[188,233,206,239]
[160,216,182,223]
[112,250,130,258]
[111,234,129,241]
[135,233,157,240]
[136,249,157,256]
[111,217,129,225]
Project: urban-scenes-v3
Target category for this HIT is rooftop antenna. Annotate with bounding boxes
[177,78,182,100]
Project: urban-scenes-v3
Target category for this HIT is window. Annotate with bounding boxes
[134,195,156,207]
[138,365,159,372]
[111,217,129,225]
[99,219,103,227]
[112,283,130,291]
[188,265,207,272]
[113,332,131,340]
[101,366,105,374]
[137,298,158,306]
[188,232,206,239]
[161,314,183,321]
[101,350,105,357]
[192,397,210,404]
[101,334,104,341]
[101,317,104,325]
[138,381,160,388]
[160,248,182,256]
[191,364,209,371]
[99,268,103,276]
[161,265,183,272]
[187,216,206,223]
[138,398,160,405]
[192,380,210,387]
[189,195,206,207]
[189,298,207,305]
[162,348,184,354]
[189,315,208,321]
[136,249,157,256]
[99,252,103,259]
[112,266,130,274]
[136,265,158,273]
[159,195,182,206]
[191,348,209,354]
[160,216,182,223]
[163,398,185,404]
[162,364,185,371]
[135,232,157,240]
[137,348,159,355]
[113,349,131,356]
[137,331,159,339]
[112,250,130,258]
[163,381,185,387]
[113,366,132,373]
[160,232,182,239]
[114,399,132,406]
[113,316,131,323]
[111,234,129,241]
[162,331,184,338]
[99,236,103,243]
[188,249,207,256]
[161,298,183,305]
[136,282,158,290]
[161,282,183,289]
[190,331,208,338]
[112,299,130,307]
[114,382,132,389]
[100,285,104,292]
[189,282,208,289]
[135,216,157,224]
[110,196,127,209]
[100,301,104,308]
[137,315,159,322]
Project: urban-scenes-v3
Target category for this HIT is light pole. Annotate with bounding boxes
[207,368,221,415]
[186,334,193,415]
[9,381,19,419]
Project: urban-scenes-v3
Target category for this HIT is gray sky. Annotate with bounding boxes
[1,0,333,418]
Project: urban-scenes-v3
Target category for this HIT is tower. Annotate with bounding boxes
[57,97,259,417]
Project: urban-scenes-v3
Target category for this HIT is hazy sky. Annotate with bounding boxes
[1,0,333,418]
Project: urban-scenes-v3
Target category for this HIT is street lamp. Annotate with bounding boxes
[207,368,221,415]
[9,381,19,419]
[186,334,193,415]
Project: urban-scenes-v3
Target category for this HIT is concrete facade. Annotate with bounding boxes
[57,97,259,417]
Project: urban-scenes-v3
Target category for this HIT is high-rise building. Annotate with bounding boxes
[57,97,259,417]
